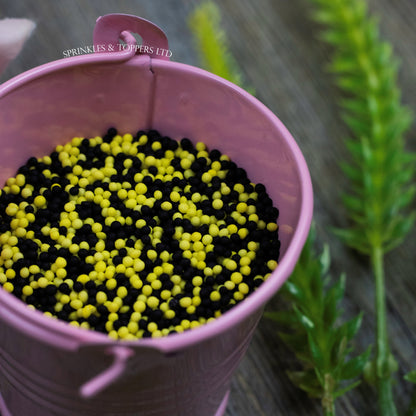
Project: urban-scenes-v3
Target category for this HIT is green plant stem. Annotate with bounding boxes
[371,246,398,416]
[323,374,336,416]
[324,407,335,416]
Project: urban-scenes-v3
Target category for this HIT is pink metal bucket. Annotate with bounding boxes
[0,14,313,416]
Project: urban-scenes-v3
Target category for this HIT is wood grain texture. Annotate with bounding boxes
[0,0,415,415]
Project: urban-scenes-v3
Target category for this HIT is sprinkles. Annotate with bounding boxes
[0,128,280,339]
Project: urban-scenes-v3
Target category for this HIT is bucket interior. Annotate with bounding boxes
[0,54,307,262]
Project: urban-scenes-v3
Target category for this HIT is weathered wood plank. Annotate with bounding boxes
[0,1,415,414]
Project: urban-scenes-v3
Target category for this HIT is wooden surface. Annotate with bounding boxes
[0,0,415,415]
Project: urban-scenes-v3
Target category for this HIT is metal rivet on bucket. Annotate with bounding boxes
[0,13,313,416]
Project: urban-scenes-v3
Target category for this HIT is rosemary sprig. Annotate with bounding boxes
[308,0,416,414]
[266,228,369,416]
[311,0,415,255]
[188,1,250,91]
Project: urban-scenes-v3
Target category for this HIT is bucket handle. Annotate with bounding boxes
[93,13,170,60]
[79,345,134,398]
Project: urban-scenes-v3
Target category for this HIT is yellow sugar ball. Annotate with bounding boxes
[133,300,146,313]
[212,199,223,210]
[34,195,46,208]
[147,296,159,309]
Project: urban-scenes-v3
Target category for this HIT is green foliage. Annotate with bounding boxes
[188,1,251,91]
[405,371,416,384]
[310,0,415,255]
[403,372,416,416]
[309,0,416,414]
[266,229,369,415]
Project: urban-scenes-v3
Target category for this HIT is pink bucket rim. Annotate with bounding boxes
[0,51,313,353]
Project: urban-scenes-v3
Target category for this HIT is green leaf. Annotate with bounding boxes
[338,313,364,343]
[341,194,364,214]
[319,244,331,275]
[294,306,316,331]
[333,380,362,399]
[283,280,305,301]
[404,370,416,384]
[332,227,371,254]
[323,274,346,327]
[340,347,372,380]
[307,331,325,369]
[287,370,323,398]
